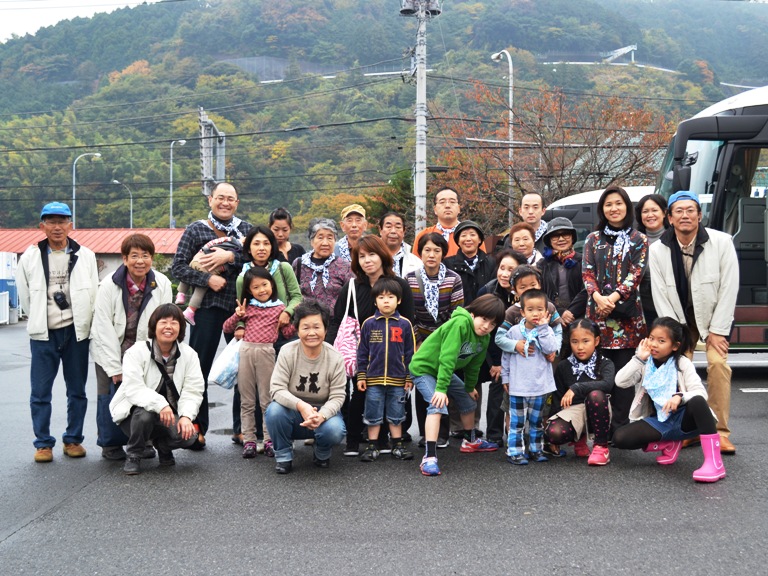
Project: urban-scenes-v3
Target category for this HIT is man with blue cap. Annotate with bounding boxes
[648,190,739,454]
[16,202,99,462]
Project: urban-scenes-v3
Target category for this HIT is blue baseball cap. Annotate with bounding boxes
[668,191,700,207]
[40,202,72,219]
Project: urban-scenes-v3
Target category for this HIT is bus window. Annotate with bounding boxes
[658,138,725,228]
[722,147,768,235]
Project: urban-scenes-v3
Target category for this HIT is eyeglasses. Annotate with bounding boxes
[42,219,70,227]
[671,207,698,216]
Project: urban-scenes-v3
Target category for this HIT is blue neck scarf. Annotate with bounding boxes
[642,357,678,422]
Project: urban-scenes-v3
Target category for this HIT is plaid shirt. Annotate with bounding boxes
[222,304,296,343]
[172,219,252,312]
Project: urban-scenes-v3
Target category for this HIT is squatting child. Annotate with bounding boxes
[544,318,615,465]
[356,277,416,462]
[409,294,506,476]
[612,317,726,483]
[501,289,559,465]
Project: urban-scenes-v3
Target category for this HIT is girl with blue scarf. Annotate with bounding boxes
[612,318,726,483]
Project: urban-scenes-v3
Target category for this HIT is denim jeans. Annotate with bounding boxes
[29,325,90,448]
[264,402,346,463]
[412,373,476,416]
[363,385,407,426]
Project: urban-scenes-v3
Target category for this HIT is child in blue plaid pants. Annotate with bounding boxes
[501,289,559,465]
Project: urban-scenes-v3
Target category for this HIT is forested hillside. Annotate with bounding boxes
[1,0,766,234]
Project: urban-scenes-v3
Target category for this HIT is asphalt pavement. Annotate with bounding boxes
[0,319,766,575]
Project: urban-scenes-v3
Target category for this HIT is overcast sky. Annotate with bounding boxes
[0,1,159,42]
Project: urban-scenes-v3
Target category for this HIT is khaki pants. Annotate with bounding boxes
[239,342,276,444]
[687,320,732,437]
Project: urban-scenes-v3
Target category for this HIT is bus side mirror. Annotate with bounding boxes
[673,165,691,192]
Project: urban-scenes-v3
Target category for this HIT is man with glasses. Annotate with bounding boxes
[649,191,739,454]
[412,188,462,257]
[17,202,99,463]
[172,182,252,449]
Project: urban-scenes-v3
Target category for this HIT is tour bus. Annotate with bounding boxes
[655,85,768,350]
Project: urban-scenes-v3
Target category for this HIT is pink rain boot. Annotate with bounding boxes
[693,434,726,483]
[643,440,682,465]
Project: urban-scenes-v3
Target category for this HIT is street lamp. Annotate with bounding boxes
[72,152,101,229]
[111,179,134,229]
[491,49,514,227]
[170,139,186,228]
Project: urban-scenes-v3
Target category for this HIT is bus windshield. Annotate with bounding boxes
[657,138,726,198]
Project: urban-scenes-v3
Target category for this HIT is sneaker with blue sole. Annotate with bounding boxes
[460,438,500,453]
[420,456,441,476]
[507,454,529,466]
[528,451,549,463]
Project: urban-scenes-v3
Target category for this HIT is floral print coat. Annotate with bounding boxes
[582,228,648,349]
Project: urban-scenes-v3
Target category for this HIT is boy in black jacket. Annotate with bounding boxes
[356,277,416,462]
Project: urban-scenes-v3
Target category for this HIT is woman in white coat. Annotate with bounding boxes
[90,234,172,460]
[110,304,204,475]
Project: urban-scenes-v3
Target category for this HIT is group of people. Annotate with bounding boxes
[16,180,738,482]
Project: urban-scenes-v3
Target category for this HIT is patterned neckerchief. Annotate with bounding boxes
[249,298,284,309]
[568,352,598,380]
[208,211,244,237]
[301,251,336,291]
[436,222,457,241]
[534,220,548,242]
[420,263,446,321]
[603,225,633,265]
[392,244,406,277]
[336,236,352,262]
[464,254,478,271]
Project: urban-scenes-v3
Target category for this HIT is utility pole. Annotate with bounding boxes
[199,107,226,196]
[400,1,442,233]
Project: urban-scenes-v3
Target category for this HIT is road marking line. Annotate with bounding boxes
[740,388,768,393]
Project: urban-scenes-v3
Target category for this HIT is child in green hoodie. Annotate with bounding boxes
[409,294,506,476]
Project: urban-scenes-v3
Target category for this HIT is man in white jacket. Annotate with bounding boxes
[649,191,739,454]
[16,202,99,463]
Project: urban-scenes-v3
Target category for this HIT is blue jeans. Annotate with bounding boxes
[363,385,407,426]
[413,374,477,416]
[29,325,90,448]
[264,403,346,463]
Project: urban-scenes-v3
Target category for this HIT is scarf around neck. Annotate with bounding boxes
[208,211,243,238]
[550,248,578,268]
[534,220,548,242]
[518,319,541,358]
[336,236,352,262]
[420,263,446,321]
[602,225,633,264]
[436,222,456,241]
[568,352,598,380]
[249,298,284,308]
[301,251,336,291]
[642,356,678,423]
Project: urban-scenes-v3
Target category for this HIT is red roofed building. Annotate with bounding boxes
[0,228,186,279]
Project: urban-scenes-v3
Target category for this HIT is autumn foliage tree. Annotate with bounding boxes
[431,82,674,234]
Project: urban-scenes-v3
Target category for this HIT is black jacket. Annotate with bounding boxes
[444,250,496,305]
[536,253,588,318]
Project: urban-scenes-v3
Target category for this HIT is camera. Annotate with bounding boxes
[53,290,70,310]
